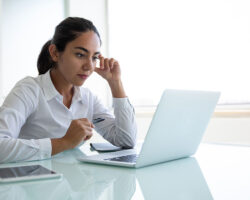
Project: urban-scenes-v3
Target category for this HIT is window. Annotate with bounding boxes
[108,0,250,107]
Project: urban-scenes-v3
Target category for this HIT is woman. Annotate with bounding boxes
[0,17,137,163]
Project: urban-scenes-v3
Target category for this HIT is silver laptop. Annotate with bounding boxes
[78,89,220,168]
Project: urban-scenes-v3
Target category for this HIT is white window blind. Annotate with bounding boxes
[108,0,250,106]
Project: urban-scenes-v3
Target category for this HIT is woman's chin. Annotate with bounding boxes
[74,80,86,87]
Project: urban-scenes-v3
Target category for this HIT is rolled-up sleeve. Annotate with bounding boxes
[0,78,52,163]
[93,96,137,148]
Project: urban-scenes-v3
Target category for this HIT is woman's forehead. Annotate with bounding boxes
[68,31,101,52]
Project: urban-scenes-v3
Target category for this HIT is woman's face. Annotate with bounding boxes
[55,31,101,86]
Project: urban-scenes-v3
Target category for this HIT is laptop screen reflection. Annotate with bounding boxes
[132,157,213,200]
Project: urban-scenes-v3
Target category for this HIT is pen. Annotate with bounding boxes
[92,118,105,124]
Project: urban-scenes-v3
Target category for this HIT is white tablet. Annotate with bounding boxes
[0,165,62,183]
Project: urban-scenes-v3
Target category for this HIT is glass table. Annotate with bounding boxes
[0,143,249,200]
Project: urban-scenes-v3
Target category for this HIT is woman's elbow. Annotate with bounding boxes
[121,132,137,149]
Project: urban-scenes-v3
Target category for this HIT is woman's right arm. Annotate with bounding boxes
[0,78,94,163]
[0,78,52,163]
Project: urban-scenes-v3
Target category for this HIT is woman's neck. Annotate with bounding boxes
[50,68,74,98]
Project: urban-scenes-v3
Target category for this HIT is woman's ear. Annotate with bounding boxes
[48,44,59,62]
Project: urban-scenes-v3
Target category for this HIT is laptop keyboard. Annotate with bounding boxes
[104,154,139,163]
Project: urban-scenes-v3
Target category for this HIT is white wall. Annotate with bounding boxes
[68,0,111,107]
[204,117,250,145]
[0,0,64,104]
[135,115,250,145]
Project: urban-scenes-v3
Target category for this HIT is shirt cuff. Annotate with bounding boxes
[112,97,133,109]
[38,138,52,159]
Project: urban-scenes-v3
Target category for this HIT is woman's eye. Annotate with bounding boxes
[92,56,98,61]
[76,53,84,58]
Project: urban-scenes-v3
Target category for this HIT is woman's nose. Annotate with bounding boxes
[82,59,94,70]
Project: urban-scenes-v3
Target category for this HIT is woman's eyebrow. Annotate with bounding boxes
[74,47,100,55]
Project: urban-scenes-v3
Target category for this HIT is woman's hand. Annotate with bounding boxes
[62,118,94,148]
[94,55,121,82]
[51,118,94,155]
[94,55,126,98]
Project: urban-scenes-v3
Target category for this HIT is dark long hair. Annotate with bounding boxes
[37,17,101,75]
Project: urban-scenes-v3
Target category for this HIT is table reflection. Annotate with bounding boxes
[0,178,71,200]
[134,157,213,200]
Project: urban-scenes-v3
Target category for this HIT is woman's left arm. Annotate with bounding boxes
[94,55,137,148]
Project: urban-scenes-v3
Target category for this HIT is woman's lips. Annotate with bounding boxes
[77,74,89,80]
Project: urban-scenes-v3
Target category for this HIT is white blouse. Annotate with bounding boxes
[0,70,137,163]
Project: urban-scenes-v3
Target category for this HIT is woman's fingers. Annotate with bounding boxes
[99,54,104,69]
[98,55,117,70]
[62,118,94,149]
[95,55,121,81]
[81,126,93,133]
[109,58,115,70]
[104,58,110,70]
[84,133,93,141]
[78,118,93,127]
